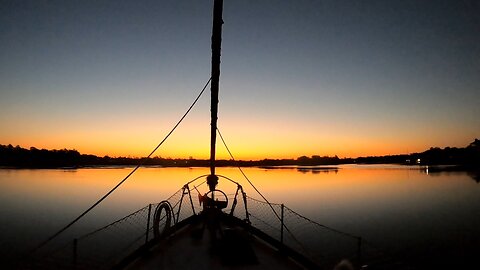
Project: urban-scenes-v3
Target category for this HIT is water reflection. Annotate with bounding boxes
[0,165,479,268]
[297,167,338,174]
[468,171,480,183]
[419,165,480,183]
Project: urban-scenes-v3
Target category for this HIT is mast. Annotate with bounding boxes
[208,0,223,191]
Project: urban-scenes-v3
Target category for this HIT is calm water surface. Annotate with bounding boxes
[1,165,479,266]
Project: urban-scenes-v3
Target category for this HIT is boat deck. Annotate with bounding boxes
[125,220,305,270]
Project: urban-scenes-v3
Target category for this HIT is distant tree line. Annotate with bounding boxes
[0,145,82,168]
[0,139,478,169]
[414,139,479,166]
[0,144,209,168]
[0,144,349,168]
[355,139,480,169]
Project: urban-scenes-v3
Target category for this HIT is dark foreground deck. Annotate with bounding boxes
[124,216,306,270]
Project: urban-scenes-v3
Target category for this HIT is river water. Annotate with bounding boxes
[1,165,479,268]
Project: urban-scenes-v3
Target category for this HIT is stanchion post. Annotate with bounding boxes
[73,238,78,269]
[146,204,152,244]
[357,237,362,266]
[280,204,285,246]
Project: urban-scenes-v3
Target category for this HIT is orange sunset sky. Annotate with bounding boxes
[1,1,479,160]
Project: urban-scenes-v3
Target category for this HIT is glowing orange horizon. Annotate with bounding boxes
[0,138,462,160]
[1,113,475,160]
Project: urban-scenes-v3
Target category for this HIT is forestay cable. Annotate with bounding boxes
[31,77,212,253]
[216,127,313,256]
[216,127,281,221]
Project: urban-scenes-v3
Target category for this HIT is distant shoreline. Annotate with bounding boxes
[1,139,478,170]
[0,164,477,174]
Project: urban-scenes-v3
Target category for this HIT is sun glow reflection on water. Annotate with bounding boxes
[0,165,479,264]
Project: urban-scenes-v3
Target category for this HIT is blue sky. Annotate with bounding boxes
[1,0,479,158]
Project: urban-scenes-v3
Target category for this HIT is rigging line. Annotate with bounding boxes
[216,127,281,221]
[217,131,362,256]
[30,77,212,254]
[284,205,361,240]
[216,127,313,256]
